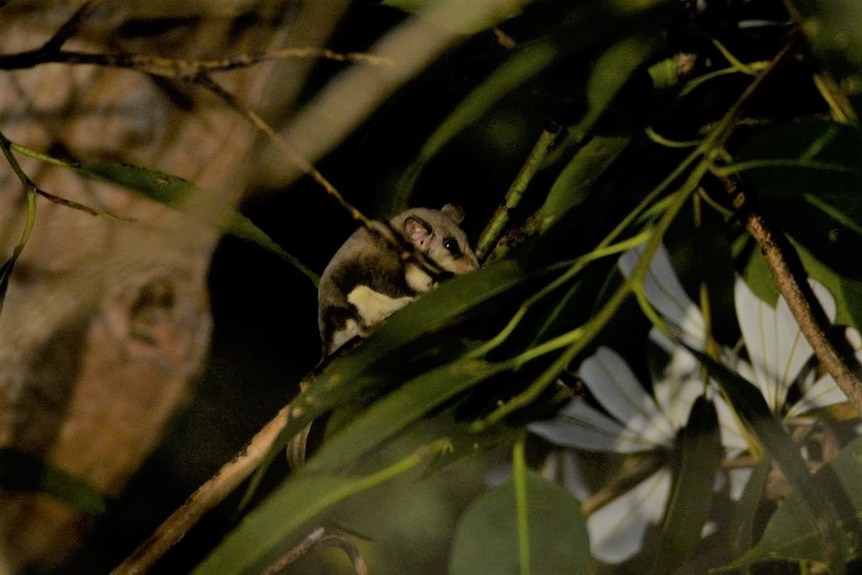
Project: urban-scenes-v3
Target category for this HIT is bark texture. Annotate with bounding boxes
[0,1,347,570]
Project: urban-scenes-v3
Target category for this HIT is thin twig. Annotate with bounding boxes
[196,73,452,284]
[40,0,101,53]
[194,74,377,233]
[263,527,326,575]
[0,36,391,74]
[40,47,391,78]
[474,120,560,261]
[0,129,39,314]
[721,173,862,417]
[35,187,136,222]
[262,528,369,575]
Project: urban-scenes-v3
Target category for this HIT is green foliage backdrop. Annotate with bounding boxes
[4,0,862,574]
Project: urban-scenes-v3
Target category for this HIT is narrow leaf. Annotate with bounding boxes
[718,435,862,570]
[194,442,443,574]
[695,349,855,571]
[397,40,558,200]
[542,136,630,230]
[10,145,315,283]
[0,258,15,316]
[302,357,509,474]
[245,258,553,503]
[732,119,862,282]
[727,457,771,557]
[76,162,316,279]
[653,396,723,574]
[293,257,552,426]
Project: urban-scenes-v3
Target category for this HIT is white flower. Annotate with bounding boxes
[620,244,852,445]
[716,277,853,452]
[530,346,703,563]
[531,243,855,563]
[618,244,706,352]
[531,347,701,453]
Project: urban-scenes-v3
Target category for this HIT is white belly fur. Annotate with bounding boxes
[347,285,415,331]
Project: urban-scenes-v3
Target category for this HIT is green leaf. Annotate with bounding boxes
[732,119,862,282]
[397,40,559,200]
[77,162,315,279]
[575,36,659,137]
[727,457,771,557]
[790,2,862,110]
[10,144,316,284]
[542,136,630,230]
[653,396,723,574]
[450,470,592,575]
[718,435,862,571]
[294,257,553,424]
[0,448,108,515]
[741,236,862,330]
[694,349,855,571]
[244,257,556,504]
[195,443,445,575]
[302,357,510,474]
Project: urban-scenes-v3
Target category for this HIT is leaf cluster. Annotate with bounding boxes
[4,1,862,574]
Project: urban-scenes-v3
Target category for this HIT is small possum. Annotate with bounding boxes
[317,204,479,358]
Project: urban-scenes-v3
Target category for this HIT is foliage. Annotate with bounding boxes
[4,0,862,574]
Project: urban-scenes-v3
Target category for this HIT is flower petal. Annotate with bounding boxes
[712,389,750,453]
[582,347,676,448]
[785,372,849,420]
[532,399,623,450]
[587,467,671,563]
[538,449,592,501]
[619,244,706,348]
[530,395,656,452]
[734,278,834,412]
[652,371,706,433]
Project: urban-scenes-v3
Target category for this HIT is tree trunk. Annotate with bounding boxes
[0,2,347,570]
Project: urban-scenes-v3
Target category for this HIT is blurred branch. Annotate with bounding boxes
[0,1,391,75]
[0,45,392,76]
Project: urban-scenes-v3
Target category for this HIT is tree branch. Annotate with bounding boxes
[111,403,291,574]
[262,527,369,575]
[721,172,862,416]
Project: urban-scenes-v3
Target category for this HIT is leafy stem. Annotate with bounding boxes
[471,36,797,431]
[0,129,38,315]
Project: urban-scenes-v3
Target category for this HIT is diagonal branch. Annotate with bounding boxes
[0,46,392,75]
[721,172,862,416]
[112,402,292,574]
[196,73,454,282]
